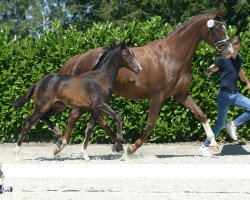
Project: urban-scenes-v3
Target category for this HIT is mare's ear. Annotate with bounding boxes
[214,10,225,21]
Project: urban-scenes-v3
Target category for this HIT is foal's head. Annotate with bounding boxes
[203,10,234,57]
[92,42,142,74]
[118,42,142,74]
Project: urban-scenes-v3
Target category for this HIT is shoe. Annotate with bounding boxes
[200,145,213,157]
[226,121,238,140]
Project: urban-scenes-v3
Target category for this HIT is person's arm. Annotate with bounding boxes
[205,64,219,75]
[239,68,250,89]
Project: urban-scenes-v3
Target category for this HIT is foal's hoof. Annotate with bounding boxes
[53,140,62,155]
[210,145,219,153]
[112,143,124,153]
[127,144,136,155]
[53,146,61,156]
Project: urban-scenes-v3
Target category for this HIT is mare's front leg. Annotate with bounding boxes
[53,109,83,155]
[127,96,164,155]
[174,93,218,152]
[94,103,124,153]
[81,113,96,160]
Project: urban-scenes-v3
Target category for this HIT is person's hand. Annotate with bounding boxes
[205,68,213,76]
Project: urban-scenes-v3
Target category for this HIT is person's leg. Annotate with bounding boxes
[204,91,231,147]
[232,93,250,126]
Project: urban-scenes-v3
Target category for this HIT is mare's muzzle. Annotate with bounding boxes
[214,38,230,51]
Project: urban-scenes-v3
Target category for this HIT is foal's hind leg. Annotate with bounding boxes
[14,109,44,161]
[81,113,96,160]
[53,109,83,155]
[174,93,218,152]
[41,103,67,140]
[41,117,63,138]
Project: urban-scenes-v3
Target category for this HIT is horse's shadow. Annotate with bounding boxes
[34,154,123,162]
[219,143,250,156]
[156,155,197,159]
[156,143,250,158]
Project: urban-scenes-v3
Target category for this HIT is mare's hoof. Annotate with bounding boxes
[112,143,124,153]
[127,144,135,155]
[210,145,219,153]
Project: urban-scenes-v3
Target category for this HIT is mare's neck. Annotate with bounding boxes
[167,18,207,63]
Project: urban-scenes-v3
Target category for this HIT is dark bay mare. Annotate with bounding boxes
[13,42,142,160]
[14,11,233,156]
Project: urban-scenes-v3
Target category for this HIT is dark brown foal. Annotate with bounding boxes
[14,42,142,160]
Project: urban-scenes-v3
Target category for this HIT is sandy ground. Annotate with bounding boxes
[1,142,250,200]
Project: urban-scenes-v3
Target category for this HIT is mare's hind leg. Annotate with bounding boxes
[97,115,116,143]
[53,109,83,155]
[14,109,44,161]
[174,93,218,152]
[127,96,164,155]
[81,113,96,160]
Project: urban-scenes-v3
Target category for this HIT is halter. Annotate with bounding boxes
[206,19,230,51]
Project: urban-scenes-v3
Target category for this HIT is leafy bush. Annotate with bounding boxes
[0,17,249,144]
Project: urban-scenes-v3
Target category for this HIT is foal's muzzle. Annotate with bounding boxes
[134,67,142,74]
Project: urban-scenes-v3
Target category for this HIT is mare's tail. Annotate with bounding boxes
[13,84,36,109]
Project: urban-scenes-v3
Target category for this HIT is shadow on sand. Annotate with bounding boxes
[34,154,123,161]
[219,143,250,156]
[156,155,197,159]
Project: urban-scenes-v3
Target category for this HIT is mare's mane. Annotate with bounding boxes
[166,12,216,37]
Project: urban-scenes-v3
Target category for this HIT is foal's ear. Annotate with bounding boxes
[120,41,127,50]
[126,40,133,47]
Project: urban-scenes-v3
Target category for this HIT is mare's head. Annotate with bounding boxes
[203,10,234,57]
[118,42,142,74]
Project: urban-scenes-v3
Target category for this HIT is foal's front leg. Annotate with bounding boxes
[94,103,124,153]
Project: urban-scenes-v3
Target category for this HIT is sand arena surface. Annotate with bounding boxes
[1,142,250,199]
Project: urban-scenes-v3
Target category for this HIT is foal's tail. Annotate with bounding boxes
[13,84,36,109]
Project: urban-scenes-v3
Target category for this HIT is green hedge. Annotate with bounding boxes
[0,17,250,144]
